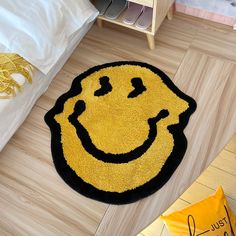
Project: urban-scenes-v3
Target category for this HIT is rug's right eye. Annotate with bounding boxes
[128,77,147,98]
[94,76,112,96]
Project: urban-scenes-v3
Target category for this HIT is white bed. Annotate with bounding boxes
[0,1,98,151]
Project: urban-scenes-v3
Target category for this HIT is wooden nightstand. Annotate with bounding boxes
[96,0,175,49]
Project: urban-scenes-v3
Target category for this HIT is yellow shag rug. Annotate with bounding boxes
[45,61,197,204]
[0,53,33,99]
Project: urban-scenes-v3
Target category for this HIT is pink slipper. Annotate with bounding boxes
[135,7,153,29]
[122,2,144,25]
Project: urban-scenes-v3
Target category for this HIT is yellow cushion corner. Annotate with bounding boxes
[161,186,236,236]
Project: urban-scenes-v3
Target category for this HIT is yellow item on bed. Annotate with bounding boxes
[0,53,33,99]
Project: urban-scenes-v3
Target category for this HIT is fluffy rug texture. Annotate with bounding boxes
[45,61,197,204]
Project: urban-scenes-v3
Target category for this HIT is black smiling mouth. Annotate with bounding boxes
[68,100,169,163]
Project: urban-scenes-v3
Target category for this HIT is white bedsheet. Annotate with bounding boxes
[0,0,98,73]
[0,22,94,151]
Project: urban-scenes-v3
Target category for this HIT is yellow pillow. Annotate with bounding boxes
[161,186,236,236]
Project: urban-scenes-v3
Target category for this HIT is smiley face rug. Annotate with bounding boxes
[45,61,197,204]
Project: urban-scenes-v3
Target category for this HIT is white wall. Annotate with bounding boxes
[176,0,236,17]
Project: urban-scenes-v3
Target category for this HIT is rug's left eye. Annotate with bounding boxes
[128,77,147,98]
[94,76,112,96]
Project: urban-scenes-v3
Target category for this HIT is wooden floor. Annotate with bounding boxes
[139,134,236,236]
[0,13,236,235]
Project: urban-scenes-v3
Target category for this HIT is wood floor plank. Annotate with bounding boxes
[181,181,236,212]
[140,198,190,236]
[225,133,236,154]
[173,49,236,177]
[156,12,199,50]
[141,199,190,236]
[172,14,236,62]
[160,227,171,236]
[0,106,108,236]
[180,182,216,203]
[211,149,236,176]
[197,166,236,201]
[141,218,164,236]
[190,27,236,62]
[174,12,234,32]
